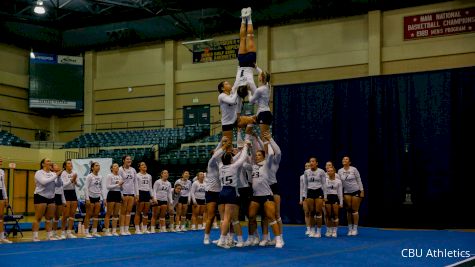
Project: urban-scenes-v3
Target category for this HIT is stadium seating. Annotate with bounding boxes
[0,131,30,147]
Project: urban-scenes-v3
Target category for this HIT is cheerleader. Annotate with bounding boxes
[60,159,78,239]
[323,166,343,237]
[300,162,311,235]
[33,158,59,241]
[338,156,364,236]
[104,163,123,236]
[203,139,226,245]
[51,163,66,239]
[174,171,192,231]
[0,157,12,243]
[168,183,182,231]
[189,172,206,230]
[134,162,153,234]
[151,170,172,233]
[245,136,284,248]
[84,162,103,238]
[119,155,136,235]
[214,139,249,248]
[302,157,326,238]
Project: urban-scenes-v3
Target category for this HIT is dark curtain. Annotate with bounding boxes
[273,66,475,228]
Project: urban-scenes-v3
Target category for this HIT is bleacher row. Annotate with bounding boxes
[0,131,30,147]
[63,125,209,149]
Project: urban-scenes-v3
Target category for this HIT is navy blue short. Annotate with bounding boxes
[257,111,273,126]
[270,182,280,195]
[196,199,206,205]
[307,188,324,199]
[222,120,237,132]
[64,189,77,202]
[54,194,63,205]
[0,190,4,200]
[179,196,189,204]
[325,194,340,205]
[139,190,151,202]
[205,191,220,204]
[219,186,239,205]
[238,52,256,67]
[107,191,122,203]
[251,195,274,206]
[34,194,54,205]
[344,190,362,197]
[89,197,100,204]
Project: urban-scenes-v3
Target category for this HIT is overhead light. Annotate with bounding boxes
[30,49,35,59]
[34,1,46,15]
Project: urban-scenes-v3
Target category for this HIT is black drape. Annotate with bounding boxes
[273,66,475,228]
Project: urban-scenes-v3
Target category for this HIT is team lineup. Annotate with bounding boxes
[0,7,365,247]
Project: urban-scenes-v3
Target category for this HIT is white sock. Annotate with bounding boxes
[247,17,252,25]
[92,228,97,234]
[242,18,246,24]
[237,235,243,242]
[204,234,210,239]
[33,231,39,239]
[349,224,353,230]
[354,225,358,230]
[306,226,310,231]
[0,232,4,239]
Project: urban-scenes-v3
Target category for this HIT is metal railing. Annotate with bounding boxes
[28,141,65,149]
[81,118,188,133]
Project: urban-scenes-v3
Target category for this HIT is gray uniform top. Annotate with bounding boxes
[61,170,77,191]
[323,176,343,206]
[189,180,206,203]
[338,166,364,193]
[153,179,172,202]
[119,166,137,195]
[303,168,326,198]
[244,143,275,197]
[34,169,58,199]
[0,169,7,199]
[174,179,192,197]
[216,146,249,188]
[85,173,103,200]
[105,173,122,192]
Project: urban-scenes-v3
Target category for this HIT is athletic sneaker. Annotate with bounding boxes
[244,7,252,17]
[267,239,276,246]
[325,228,332,237]
[203,237,210,245]
[212,239,219,244]
[331,230,338,238]
[352,228,358,236]
[240,8,247,18]
[84,234,93,238]
[251,237,260,246]
[217,240,230,249]
[48,236,59,241]
[275,239,284,248]
[236,241,244,248]
[259,239,268,246]
[93,233,101,238]
[0,238,12,244]
[104,231,112,237]
[305,229,311,235]
[135,229,143,235]
[243,238,253,247]
[67,233,77,239]
[33,237,41,242]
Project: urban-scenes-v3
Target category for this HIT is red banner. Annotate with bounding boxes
[404,7,475,40]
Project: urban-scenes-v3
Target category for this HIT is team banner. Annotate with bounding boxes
[72,158,113,201]
[192,39,240,63]
[404,7,475,40]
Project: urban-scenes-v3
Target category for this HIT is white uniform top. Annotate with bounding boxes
[54,173,66,204]
[105,173,122,192]
[248,84,271,116]
[85,173,103,199]
[170,188,180,208]
[218,92,239,126]
[135,172,153,196]
[303,168,326,198]
[61,170,77,191]
[119,166,137,195]
[216,146,249,188]
[299,174,305,201]
[34,169,58,199]
[189,180,206,204]
[153,179,172,202]
[245,142,275,197]
[338,166,364,193]
[0,169,7,199]
[267,139,281,185]
[174,179,192,197]
[323,176,343,206]
[206,143,223,192]
[233,151,250,189]
[235,66,256,88]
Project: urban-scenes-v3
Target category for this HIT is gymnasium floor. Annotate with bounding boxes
[1,226,474,267]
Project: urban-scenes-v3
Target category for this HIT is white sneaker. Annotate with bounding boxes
[67,233,77,239]
[311,231,321,238]
[267,239,276,246]
[169,228,176,232]
[240,8,247,18]
[212,239,219,244]
[48,236,59,241]
[60,233,66,240]
[104,231,112,237]
[347,228,354,236]
[84,234,93,238]
[93,233,101,237]
[113,232,119,236]
[135,230,143,235]
[275,239,284,248]
[325,229,332,237]
[305,229,310,236]
[245,7,252,17]
[332,230,337,238]
[217,240,230,249]
[181,226,187,232]
[236,241,244,248]
[125,231,131,236]
[251,237,260,246]
[144,230,151,234]
[352,228,358,236]
[0,238,12,244]
[203,237,210,245]
[259,239,268,246]
[243,239,253,246]
[33,237,41,242]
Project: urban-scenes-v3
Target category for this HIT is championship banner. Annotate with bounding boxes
[72,158,113,200]
[404,7,475,40]
[192,39,240,63]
